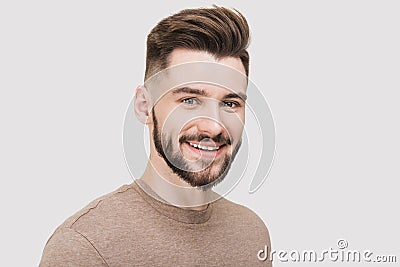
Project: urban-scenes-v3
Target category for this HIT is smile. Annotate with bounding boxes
[188,142,220,151]
[182,141,227,159]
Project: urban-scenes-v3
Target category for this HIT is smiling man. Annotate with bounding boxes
[40,6,272,266]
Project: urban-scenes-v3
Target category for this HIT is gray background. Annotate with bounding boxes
[0,0,399,266]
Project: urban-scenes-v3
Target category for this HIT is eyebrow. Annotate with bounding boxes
[223,92,247,101]
[172,87,208,97]
[172,87,247,101]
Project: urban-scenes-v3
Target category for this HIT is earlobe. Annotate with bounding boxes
[134,85,153,124]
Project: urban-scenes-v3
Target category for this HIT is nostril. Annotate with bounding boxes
[196,119,224,135]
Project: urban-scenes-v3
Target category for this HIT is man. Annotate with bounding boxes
[40,6,272,266]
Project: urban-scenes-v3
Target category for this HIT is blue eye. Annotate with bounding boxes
[182,98,199,105]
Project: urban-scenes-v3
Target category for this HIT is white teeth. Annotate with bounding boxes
[188,142,220,151]
[190,142,199,148]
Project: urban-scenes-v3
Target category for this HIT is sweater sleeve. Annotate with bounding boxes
[39,227,108,267]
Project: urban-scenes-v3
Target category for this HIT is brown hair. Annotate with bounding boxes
[144,6,250,81]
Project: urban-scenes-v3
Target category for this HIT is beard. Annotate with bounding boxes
[152,111,242,190]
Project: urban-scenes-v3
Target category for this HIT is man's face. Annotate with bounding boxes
[149,49,247,189]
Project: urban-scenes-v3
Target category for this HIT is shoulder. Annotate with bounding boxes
[62,183,139,229]
[212,196,272,242]
[39,226,108,266]
[210,196,273,266]
[213,196,268,225]
[40,183,140,266]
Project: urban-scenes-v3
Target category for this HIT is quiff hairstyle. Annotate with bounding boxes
[144,6,250,81]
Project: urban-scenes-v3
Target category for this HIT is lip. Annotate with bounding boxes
[186,140,224,147]
[182,141,227,159]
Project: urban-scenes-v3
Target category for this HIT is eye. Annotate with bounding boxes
[182,97,200,106]
[222,101,240,109]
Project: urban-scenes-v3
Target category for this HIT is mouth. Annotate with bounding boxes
[188,141,221,151]
[182,141,227,159]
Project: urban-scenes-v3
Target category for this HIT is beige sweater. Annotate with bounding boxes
[40,180,272,266]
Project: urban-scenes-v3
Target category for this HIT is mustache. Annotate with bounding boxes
[179,133,232,145]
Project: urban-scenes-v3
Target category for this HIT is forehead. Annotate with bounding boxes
[169,48,246,76]
[145,49,248,104]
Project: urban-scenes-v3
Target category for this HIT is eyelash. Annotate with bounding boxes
[182,98,200,105]
[181,97,241,109]
[222,101,241,108]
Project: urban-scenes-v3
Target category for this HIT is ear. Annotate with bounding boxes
[134,85,153,124]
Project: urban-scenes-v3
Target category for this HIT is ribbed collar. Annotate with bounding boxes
[132,179,213,224]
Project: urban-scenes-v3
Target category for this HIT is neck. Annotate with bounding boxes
[140,158,217,211]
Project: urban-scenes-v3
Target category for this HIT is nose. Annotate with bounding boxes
[193,98,225,137]
[196,117,224,137]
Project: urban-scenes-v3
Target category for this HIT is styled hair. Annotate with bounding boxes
[144,6,250,81]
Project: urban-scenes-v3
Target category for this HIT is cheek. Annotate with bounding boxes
[154,101,185,131]
[162,107,199,133]
[158,116,187,142]
[227,125,244,142]
[222,113,245,138]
